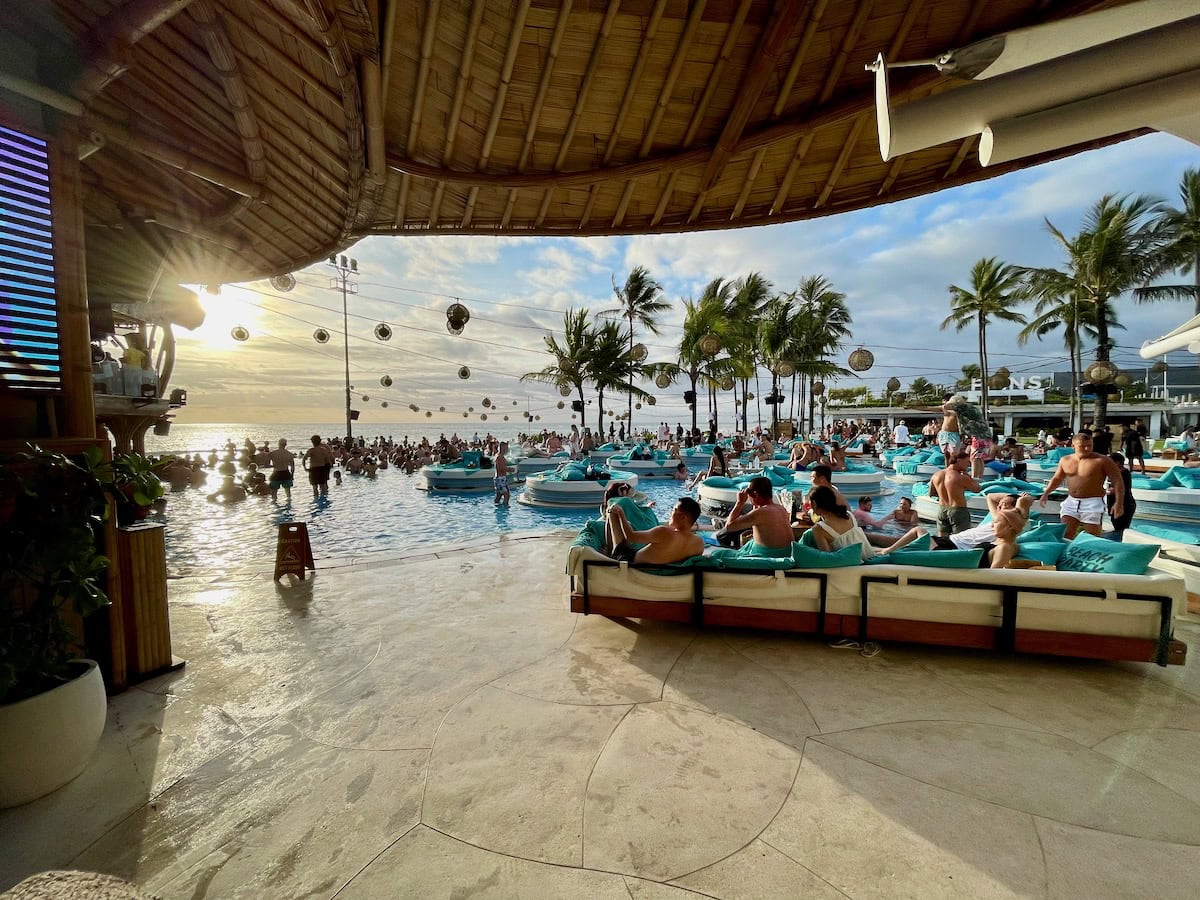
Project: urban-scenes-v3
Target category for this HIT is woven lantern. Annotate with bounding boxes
[776,360,795,378]
[698,333,721,357]
[655,373,671,389]
[446,302,469,325]
[647,396,656,406]
[374,323,393,341]
[468,406,474,412]
[747,392,755,401]
[557,401,564,409]
[811,382,825,396]
[1085,361,1117,384]
[504,415,509,421]
[886,377,901,393]
[380,375,392,387]
[458,366,471,379]
[409,403,419,412]
[481,414,487,421]
[313,327,330,344]
[535,415,541,421]
[512,400,518,405]
[1114,374,1132,388]
[230,325,250,342]
[482,397,491,407]
[447,320,464,336]
[630,343,647,362]
[426,410,432,417]
[269,273,296,292]
[439,406,445,412]
[463,412,469,417]
[362,395,369,402]
[381,402,388,409]
[720,377,734,391]
[1152,360,1169,374]
[635,402,642,410]
[848,347,874,372]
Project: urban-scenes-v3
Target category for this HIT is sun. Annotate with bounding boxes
[186,286,263,350]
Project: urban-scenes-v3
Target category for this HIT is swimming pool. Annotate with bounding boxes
[150,464,913,573]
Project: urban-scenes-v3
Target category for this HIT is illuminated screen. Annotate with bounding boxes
[0,123,60,391]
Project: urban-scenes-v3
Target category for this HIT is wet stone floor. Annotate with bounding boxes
[2,532,1200,898]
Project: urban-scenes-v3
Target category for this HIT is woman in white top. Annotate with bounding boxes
[808,485,877,562]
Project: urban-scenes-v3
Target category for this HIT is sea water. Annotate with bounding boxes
[145,423,912,573]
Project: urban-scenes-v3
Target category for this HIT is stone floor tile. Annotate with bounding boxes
[1092,727,1200,808]
[493,615,696,705]
[662,637,819,750]
[336,825,633,899]
[763,741,1045,899]
[423,686,629,866]
[671,838,849,899]
[1037,818,1200,900]
[583,701,800,881]
[71,721,426,899]
[818,720,1200,844]
[0,711,149,891]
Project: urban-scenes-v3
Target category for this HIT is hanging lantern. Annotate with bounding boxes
[381,402,388,409]
[654,373,671,389]
[848,347,875,372]
[504,415,509,421]
[231,326,250,342]
[313,328,331,344]
[482,397,491,407]
[747,392,755,401]
[558,384,571,397]
[446,302,470,325]
[1085,361,1117,384]
[426,410,432,417]
[557,401,565,409]
[463,412,469,417]
[776,360,796,378]
[374,323,393,341]
[607,409,613,416]
[1114,374,1132,388]
[468,406,474,412]
[439,406,446,412]
[409,403,419,412]
[447,321,465,336]
[630,343,647,362]
[647,396,656,406]
[481,414,487,420]
[535,415,541,421]
[886,377,901,393]
[1152,360,1169,374]
[458,366,471,379]
[720,376,734,391]
[269,273,296,292]
[698,333,721,357]
[512,400,519,405]
[362,395,369,402]
[811,382,825,396]
[635,402,642,410]
[380,375,393,387]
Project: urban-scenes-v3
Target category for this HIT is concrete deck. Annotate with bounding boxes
[3,532,1200,898]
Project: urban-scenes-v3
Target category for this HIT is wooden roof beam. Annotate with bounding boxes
[395,0,441,229]
[461,0,532,227]
[75,0,195,101]
[699,1,807,192]
[814,112,867,208]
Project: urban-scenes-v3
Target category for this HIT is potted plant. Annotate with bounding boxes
[0,444,110,807]
[108,451,166,525]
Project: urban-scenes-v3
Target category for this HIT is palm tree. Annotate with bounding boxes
[1020,194,1174,426]
[1017,277,1098,431]
[602,266,669,429]
[645,289,729,433]
[908,377,935,401]
[788,275,851,433]
[585,319,646,436]
[757,295,794,434]
[1139,167,1200,314]
[943,258,1026,419]
[728,274,773,430]
[520,308,593,417]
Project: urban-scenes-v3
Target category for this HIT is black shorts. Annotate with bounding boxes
[611,543,639,562]
[308,465,331,485]
[932,535,994,567]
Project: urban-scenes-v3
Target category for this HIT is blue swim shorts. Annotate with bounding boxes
[938,431,961,449]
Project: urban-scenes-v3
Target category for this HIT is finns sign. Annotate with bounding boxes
[963,376,1049,402]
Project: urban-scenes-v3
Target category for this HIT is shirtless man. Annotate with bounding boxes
[493,443,510,505]
[723,476,794,554]
[918,393,965,461]
[1040,431,1125,539]
[606,496,704,565]
[825,440,846,472]
[267,438,295,502]
[303,434,335,498]
[930,452,980,535]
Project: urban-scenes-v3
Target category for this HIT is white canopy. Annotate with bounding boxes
[1140,314,1200,358]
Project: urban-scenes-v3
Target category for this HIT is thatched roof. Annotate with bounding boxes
[6,0,1142,299]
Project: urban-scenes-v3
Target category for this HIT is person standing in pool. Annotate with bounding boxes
[493,443,511,506]
[303,434,335,499]
[930,453,980,535]
[1039,431,1125,539]
[267,438,295,502]
[1106,452,1136,540]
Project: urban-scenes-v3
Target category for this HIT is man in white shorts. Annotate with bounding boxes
[1039,431,1125,539]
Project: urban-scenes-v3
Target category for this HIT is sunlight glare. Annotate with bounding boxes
[185,286,263,350]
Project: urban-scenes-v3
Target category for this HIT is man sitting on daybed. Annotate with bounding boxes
[606,496,705,565]
[878,492,1035,568]
[720,476,794,557]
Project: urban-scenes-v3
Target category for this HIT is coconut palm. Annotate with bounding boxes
[1017,275,1098,431]
[602,266,669,429]
[585,319,648,436]
[757,295,794,433]
[907,377,935,401]
[520,308,593,416]
[645,288,730,433]
[1138,167,1200,314]
[943,258,1027,419]
[789,275,851,433]
[1020,194,1174,426]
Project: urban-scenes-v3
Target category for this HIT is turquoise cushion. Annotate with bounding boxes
[1015,541,1066,565]
[572,520,605,550]
[560,466,585,481]
[792,542,864,568]
[610,496,659,532]
[1018,523,1067,544]
[869,548,984,568]
[704,475,737,488]
[798,528,819,548]
[1058,532,1159,575]
[708,548,794,570]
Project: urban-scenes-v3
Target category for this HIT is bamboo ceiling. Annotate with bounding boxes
[9,0,1143,298]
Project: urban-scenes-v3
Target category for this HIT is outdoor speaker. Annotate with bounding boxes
[683,390,696,405]
[571,400,584,413]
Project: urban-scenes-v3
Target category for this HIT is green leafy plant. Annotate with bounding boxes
[0,445,110,704]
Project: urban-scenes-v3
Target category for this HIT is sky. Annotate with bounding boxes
[169,132,1200,429]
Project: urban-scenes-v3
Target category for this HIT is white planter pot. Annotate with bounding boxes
[0,659,107,808]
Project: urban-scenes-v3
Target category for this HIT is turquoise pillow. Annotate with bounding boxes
[1015,541,1066,565]
[792,542,864,568]
[704,475,737,488]
[870,548,984,568]
[708,548,794,570]
[798,528,818,548]
[1058,532,1159,575]
[572,520,605,550]
[1018,522,1067,544]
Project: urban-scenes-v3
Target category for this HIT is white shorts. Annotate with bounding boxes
[1060,495,1106,525]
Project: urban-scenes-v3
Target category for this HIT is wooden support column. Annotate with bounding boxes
[49,123,98,440]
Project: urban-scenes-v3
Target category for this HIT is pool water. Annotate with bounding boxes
[151,464,914,573]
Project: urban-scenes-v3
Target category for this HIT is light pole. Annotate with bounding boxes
[329,254,358,441]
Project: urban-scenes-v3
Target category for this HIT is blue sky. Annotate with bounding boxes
[174,132,1200,426]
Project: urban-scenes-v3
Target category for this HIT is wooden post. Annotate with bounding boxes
[116,523,183,679]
